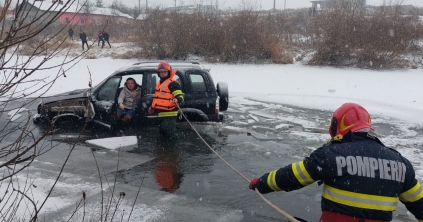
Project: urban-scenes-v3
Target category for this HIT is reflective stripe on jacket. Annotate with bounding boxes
[253,132,423,221]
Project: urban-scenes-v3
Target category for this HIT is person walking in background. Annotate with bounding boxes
[68,27,74,40]
[97,30,104,47]
[79,30,88,50]
[249,103,423,222]
[148,61,184,139]
[101,31,111,48]
[117,77,141,125]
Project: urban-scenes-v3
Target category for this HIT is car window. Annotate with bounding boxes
[120,74,143,88]
[145,73,182,94]
[97,77,120,101]
[173,75,182,89]
[189,74,207,93]
[146,73,159,94]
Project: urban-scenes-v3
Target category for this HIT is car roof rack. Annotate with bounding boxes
[128,61,205,71]
[132,61,201,66]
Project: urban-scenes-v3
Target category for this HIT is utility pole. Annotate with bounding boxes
[273,0,275,9]
[174,0,176,7]
[146,0,148,13]
[284,0,286,10]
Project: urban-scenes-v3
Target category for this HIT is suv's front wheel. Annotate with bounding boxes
[216,82,229,111]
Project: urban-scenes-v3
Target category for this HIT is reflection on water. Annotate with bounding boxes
[118,127,218,194]
[152,139,183,193]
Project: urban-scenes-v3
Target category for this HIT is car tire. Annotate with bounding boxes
[216,82,229,112]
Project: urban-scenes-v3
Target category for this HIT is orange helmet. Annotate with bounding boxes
[157,61,172,72]
[328,103,373,137]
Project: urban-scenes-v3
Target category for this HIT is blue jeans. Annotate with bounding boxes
[117,108,135,118]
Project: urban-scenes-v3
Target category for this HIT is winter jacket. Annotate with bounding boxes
[253,132,423,221]
[102,32,109,41]
[117,86,141,110]
[79,32,87,42]
[151,70,184,117]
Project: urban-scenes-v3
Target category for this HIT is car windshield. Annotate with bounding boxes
[91,76,115,93]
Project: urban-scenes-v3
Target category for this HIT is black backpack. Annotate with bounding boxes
[103,32,109,40]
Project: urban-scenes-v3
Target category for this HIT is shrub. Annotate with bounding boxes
[308,1,423,69]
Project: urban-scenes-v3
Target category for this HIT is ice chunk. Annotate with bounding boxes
[252,126,276,133]
[218,126,248,135]
[8,108,28,116]
[248,114,260,122]
[86,136,138,150]
[275,124,291,130]
[11,114,22,121]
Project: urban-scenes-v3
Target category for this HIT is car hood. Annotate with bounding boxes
[42,88,90,104]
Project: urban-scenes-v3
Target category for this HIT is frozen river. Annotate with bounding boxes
[1,94,422,222]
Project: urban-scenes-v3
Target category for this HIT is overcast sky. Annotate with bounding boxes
[104,0,423,10]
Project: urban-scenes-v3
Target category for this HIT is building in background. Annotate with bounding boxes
[20,0,133,26]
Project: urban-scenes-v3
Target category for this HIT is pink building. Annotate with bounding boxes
[59,12,91,25]
[0,7,15,21]
[59,12,132,26]
[24,1,133,26]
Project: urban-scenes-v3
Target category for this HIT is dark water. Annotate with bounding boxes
[86,121,325,221]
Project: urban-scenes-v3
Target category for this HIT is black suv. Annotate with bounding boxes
[34,61,229,129]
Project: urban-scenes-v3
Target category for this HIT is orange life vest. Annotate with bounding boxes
[151,71,177,111]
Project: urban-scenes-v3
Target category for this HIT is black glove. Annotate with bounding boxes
[148,107,154,115]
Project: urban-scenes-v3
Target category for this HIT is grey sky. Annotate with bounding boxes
[102,0,423,10]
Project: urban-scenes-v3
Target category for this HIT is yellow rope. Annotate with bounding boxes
[176,104,300,222]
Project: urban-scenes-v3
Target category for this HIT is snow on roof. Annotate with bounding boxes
[91,7,133,19]
[136,13,148,20]
[29,1,80,13]
[28,1,133,18]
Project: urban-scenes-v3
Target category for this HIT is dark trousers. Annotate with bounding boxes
[102,40,111,48]
[82,41,88,50]
[158,117,177,139]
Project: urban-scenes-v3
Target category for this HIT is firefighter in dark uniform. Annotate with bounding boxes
[148,61,184,138]
[249,103,423,222]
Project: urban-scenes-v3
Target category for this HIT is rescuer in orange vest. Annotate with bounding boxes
[148,61,184,138]
[249,103,423,222]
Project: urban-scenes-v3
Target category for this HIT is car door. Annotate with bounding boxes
[141,72,160,116]
[184,71,216,115]
[92,76,121,127]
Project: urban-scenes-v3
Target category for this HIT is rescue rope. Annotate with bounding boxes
[176,104,300,222]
